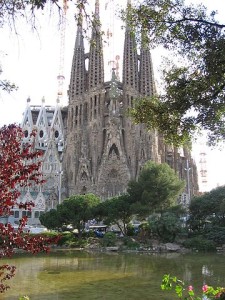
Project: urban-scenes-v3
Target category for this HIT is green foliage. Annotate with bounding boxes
[0,77,18,93]
[39,209,62,230]
[39,193,101,242]
[161,274,186,298]
[185,186,225,248]
[56,232,74,246]
[126,224,135,236]
[101,232,117,247]
[65,238,88,248]
[122,237,140,250]
[161,274,225,299]
[128,161,185,216]
[182,236,216,251]
[204,226,225,246]
[125,0,225,146]
[188,185,225,232]
[97,194,134,236]
[148,212,182,242]
[55,232,90,248]
[166,204,187,217]
[135,222,152,242]
[57,193,101,236]
[40,231,58,237]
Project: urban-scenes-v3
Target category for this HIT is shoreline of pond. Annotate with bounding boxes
[51,241,225,254]
[48,238,187,253]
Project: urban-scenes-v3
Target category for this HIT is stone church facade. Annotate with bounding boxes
[17,0,198,224]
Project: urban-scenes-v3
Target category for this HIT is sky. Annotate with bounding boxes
[0,0,225,192]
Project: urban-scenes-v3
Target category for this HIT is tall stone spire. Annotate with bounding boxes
[122,0,138,91]
[68,11,86,101]
[95,0,100,17]
[87,0,104,89]
[139,42,155,97]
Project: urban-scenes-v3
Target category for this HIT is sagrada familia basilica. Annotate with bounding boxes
[13,1,198,224]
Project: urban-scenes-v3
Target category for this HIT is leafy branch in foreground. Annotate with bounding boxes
[0,79,17,93]
[0,124,59,292]
[161,274,225,299]
[0,65,18,95]
[124,0,225,146]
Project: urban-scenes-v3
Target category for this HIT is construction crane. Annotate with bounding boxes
[199,149,208,192]
[108,55,120,80]
[199,141,208,192]
[57,0,68,104]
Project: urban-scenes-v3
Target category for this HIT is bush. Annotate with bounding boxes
[40,231,59,238]
[123,236,140,250]
[81,230,95,238]
[56,232,74,246]
[204,226,225,245]
[148,212,182,242]
[182,236,216,251]
[101,232,117,247]
[66,238,88,248]
[126,224,136,236]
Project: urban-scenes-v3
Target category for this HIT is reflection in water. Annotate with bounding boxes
[202,265,214,277]
[1,251,225,300]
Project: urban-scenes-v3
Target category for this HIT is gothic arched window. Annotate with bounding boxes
[108,144,120,159]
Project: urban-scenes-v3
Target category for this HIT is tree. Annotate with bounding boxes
[124,0,225,146]
[57,194,100,237]
[39,209,62,230]
[0,67,17,94]
[148,212,182,242]
[0,124,58,292]
[0,0,93,31]
[127,161,185,216]
[189,185,225,232]
[97,194,134,236]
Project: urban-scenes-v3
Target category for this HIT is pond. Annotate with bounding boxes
[1,250,225,300]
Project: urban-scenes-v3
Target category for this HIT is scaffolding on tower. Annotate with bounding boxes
[105,0,122,80]
[57,0,68,104]
[199,142,208,192]
[108,55,120,80]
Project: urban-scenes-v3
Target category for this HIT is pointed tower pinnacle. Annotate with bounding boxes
[95,0,100,18]
[139,34,156,97]
[87,0,104,89]
[122,0,138,91]
[68,9,86,100]
[75,9,84,49]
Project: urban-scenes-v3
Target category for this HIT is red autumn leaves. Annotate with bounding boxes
[0,124,59,292]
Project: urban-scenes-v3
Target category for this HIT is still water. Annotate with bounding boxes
[1,250,225,300]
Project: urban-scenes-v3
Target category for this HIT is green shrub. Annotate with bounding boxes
[123,236,140,250]
[40,231,59,238]
[66,238,88,248]
[204,226,225,245]
[126,224,135,236]
[182,236,216,251]
[82,230,95,238]
[56,232,74,246]
[101,232,117,247]
[148,212,182,243]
